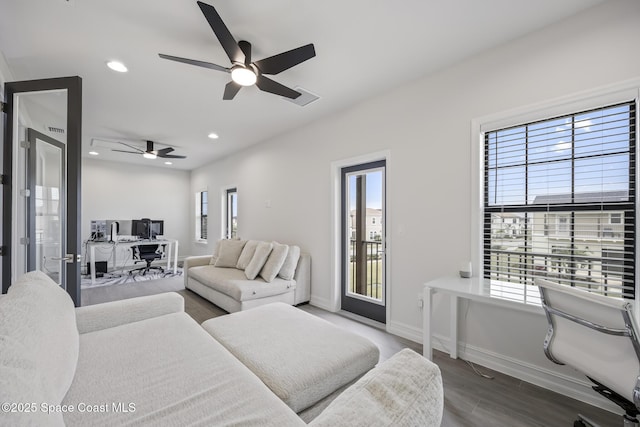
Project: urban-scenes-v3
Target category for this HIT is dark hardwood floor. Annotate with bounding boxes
[179,288,620,427]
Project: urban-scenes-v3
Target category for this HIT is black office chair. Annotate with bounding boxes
[129,244,165,276]
[536,278,640,427]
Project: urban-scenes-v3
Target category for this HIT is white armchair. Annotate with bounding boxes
[536,278,640,427]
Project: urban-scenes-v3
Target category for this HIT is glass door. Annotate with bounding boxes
[341,160,386,323]
[2,77,82,305]
[27,128,66,285]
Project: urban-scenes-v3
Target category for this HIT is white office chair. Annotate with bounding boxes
[536,278,640,427]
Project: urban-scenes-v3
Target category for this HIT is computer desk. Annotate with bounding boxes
[87,238,179,285]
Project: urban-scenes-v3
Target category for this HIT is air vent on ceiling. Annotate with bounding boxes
[283,87,320,107]
[48,126,65,134]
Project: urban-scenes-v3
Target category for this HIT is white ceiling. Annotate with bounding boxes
[0,0,606,170]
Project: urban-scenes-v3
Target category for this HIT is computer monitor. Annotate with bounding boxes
[131,219,150,240]
[149,220,164,239]
[131,218,163,240]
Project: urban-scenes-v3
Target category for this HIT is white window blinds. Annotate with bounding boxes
[484,101,636,299]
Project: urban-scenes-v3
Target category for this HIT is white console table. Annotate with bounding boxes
[422,276,544,361]
[87,239,179,285]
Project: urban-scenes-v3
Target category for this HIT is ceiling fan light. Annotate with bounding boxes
[143,152,157,159]
[231,67,257,86]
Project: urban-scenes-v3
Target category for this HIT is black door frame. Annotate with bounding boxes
[2,76,82,306]
[341,159,386,323]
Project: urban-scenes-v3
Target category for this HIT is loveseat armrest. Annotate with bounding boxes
[75,292,185,334]
[309,348,443,427]
[184,255,213,288]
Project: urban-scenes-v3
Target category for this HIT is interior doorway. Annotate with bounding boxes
[341,160,386,323]
[2,77,82,305]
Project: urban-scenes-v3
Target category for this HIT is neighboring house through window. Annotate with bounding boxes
[483,101,636,299]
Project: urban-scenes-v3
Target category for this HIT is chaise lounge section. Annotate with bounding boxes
[1,271,443,426]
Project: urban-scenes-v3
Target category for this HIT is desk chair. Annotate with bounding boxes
[129,244,165,276]
[536,278,640,427]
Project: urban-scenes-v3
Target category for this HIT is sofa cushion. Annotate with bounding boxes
[260,242,289,283]
[245,241,273,280]
[0,331,65,426]
[214,239,246,268]
[208,238,222,265]
[62,312,303,426]
[0,271,79,408]
[279,245,301,280]
[189,265,295,301]
[236,240,259,270]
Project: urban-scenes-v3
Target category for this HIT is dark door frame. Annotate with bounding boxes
[2,76,82,306]
[340,159,386,323]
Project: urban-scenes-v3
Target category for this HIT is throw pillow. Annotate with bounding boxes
[214,239,247,268]
[245,241,273,280]
[259,242,289,283]
[236,240,259,270]
[278,245,301,280]
[209,239,223,265]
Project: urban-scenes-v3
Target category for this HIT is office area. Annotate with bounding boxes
[81,157,190,286]
[85,217,179,285]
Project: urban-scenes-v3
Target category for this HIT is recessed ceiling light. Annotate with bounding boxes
[208,132,219,140]
[164,161,173,165]
[89,151,99,155]
[106,60,128,73]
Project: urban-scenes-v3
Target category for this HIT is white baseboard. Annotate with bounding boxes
[431,333,620,415]
[309,295,336,312]
[386,320,423,344]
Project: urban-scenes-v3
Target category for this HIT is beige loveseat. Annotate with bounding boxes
[184,239,311,313]
[0,271,444,426]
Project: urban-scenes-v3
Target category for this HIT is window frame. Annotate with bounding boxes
[224,187,237,239]
[195,190,208,242]
[471,83,640,306]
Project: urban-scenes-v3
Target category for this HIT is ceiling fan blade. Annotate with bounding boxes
[159,154,187,159]
[238,40,251,66]
[158,53,229,73]
[254,44,316,75]
[255,75,301,99]
[223,81,242,100]
[157,147,174,155]
[112,141,145,152]
[112,149,143,154]
[197,1,244,64]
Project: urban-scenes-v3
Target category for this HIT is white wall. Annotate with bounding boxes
[191,0,639,411]
[82,158,190,260]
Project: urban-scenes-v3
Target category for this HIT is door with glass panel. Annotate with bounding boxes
[2,77,82,305]
[341,160,386,323]
[27,128,66,284]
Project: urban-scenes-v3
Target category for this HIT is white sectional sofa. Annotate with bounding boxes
[0,271,444,426]
[184,239,311,312]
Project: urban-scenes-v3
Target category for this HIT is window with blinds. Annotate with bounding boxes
[483,101,636,299]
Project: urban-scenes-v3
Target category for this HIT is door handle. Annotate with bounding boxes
[51,254,78,264]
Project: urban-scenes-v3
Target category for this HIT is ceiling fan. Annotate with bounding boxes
[112,140,187,160]
[159,1,316,100]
